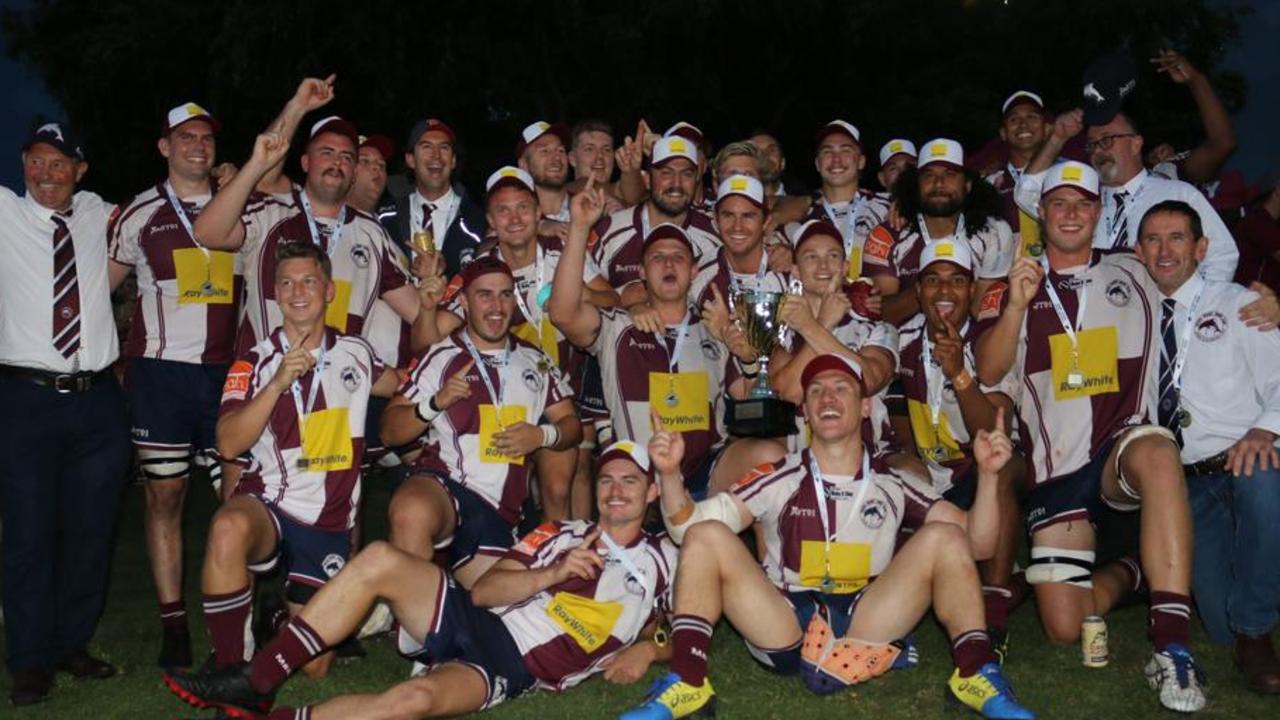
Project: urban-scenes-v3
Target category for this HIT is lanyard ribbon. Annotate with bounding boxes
[1039,256,1088,357]
[297,189,347,255]
[598,529,653,600]
[280,333,328,427]
[807,448,873,582]
[461,329,510,417]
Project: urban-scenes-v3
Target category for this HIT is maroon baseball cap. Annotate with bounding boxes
[459,255,515,291]
[641,223,695,258]
[359,134,394,161]
[800,353,865,394]
[791,219,844,256]
[407,118,456,147]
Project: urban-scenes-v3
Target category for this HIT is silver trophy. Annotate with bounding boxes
[725,280,802,436]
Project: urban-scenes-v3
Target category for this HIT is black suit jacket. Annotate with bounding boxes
[380,184,486,277]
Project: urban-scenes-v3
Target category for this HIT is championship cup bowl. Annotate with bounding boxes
[725,289,797,437]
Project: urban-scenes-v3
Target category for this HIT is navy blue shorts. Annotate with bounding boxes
[744,588,866,674]
[683,445,724,501]
[125,357,227,454]
[398,575,535,709]
[577,354,608,421]
[428,476,519,570]
[247,502,351,604]
[364,394,389,455]
[1025,437,1118,535]
[942,466,979,510]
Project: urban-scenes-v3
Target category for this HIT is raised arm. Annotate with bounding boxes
[256,75,336,194]
[192,131,290,250]
[974,257,1041,386]
[1151,50,1235,183]
[216,345,315,459]
[549,176,606,348]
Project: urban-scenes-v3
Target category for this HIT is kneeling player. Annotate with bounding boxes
[164,441,677,719]
[200,243,399,675]
[621,354,1034,720]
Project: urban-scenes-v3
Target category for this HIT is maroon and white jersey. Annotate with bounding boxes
[895,314,1020,494]
[401,331,572,524]
[590,308,728,479]
[108,184,243,364]
[361,242,413,368]
[442,235,603,373]
[219,327,384,531]
[688,246,792,310]
[495,521,676,691]
[799,188,892,279]
[235,190,410,354]
[862,216,1015,289]
[732,450,938,594]
[782,309,900,457]
[588,204,720,290]
[976,250,1156,487]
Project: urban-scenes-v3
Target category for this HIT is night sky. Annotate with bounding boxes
[2,0,1277,195]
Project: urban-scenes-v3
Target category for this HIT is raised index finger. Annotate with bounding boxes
[649,407,667,433]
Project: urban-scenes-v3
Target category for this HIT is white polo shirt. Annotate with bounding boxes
[0,187,119,373]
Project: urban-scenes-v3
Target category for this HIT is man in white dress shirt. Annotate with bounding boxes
[0,123,131,705]
[1134,200,1280,694]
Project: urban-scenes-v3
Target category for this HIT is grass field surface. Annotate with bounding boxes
[1,476,1275,719]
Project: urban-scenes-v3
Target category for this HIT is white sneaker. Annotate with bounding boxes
[357,601,395,639]
[1144,644,1207,713]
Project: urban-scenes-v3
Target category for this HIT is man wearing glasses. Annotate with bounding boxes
[1013,99,1238,282]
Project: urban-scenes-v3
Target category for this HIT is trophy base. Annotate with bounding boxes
[725,397,798,438]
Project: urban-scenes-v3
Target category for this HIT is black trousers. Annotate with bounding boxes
[0,374,130,673]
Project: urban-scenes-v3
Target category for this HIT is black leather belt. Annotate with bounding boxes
[0,364,113,394]
[1183,452,1228,478]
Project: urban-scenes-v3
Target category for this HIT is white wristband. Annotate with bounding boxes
[415,397,441,424]
[540,423,560,449]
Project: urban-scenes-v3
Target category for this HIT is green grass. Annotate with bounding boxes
[2,477,1275,718]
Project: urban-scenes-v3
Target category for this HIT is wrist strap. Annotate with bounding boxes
[540,423,560,449]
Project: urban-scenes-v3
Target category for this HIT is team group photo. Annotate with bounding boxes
[1,1,1278,718]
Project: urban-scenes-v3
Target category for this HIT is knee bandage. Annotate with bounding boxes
[138,447,191,482]
[1026,546,1095,589]
[194,450,222,493]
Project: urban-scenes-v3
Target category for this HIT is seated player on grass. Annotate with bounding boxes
[163,440,678,719]
[619,354,1035,720]
[199,242,400,677]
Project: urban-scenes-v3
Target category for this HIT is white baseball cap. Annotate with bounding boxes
[715,174,765,210]
[918,138,964,170]
[517,120,570,155]
[664,121,705,145]
[919,238,974,275]
[652,135,699,167]
[1001,90,1045,115]
[815,119,861,148]
[485,165,536,194]
[878,138,918,165]
[598,440,653,476]
[1041,161,1100,201]
[164,102,220,135]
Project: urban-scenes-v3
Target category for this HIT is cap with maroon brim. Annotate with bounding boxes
[485,165,536,195]
[919,138,965,171]
[651,135,699,168]
[800,353,864,394]
[714,174,766,212]
[598,441,653,478]
[664,121,705,146]
[878,138,917,166]
[407,118,456,148]
[309,116,360,148]
[919,239,974,276]
[791,219,844,256]
[359,134,394,161]
[641,223,695,258]
[459,255,515,291]
[22,122,84,161]
[163,102,221,136]
[815,120,862,149]
[1041,161,1100,201]
[517,120,571,156]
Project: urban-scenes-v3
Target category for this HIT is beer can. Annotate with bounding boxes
[1081,615,1108,667]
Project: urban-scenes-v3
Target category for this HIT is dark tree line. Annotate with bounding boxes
[2,0,1250,201]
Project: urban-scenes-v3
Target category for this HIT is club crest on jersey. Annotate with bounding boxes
[522,368,543,392]
[1104,279,1131,307]
[1194,311,1226,342]
[341,365,361,392]
[350,243,371,268]
[860,498,888,529]
[977,284,1005,321]
[700,339,721,361]
[322,553,346,578]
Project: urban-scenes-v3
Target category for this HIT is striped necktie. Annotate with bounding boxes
[1157,298,1183,446]
[422,201,437,238]
[51,212,82,359]
[1110,191,1130,248]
